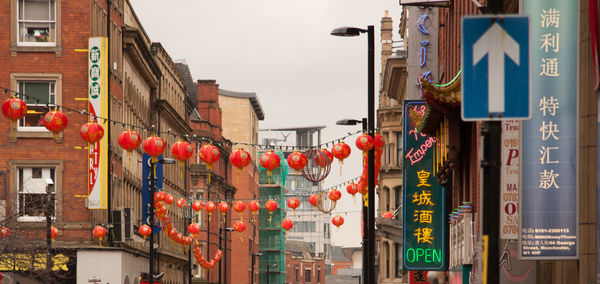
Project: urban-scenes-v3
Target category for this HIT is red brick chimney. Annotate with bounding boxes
[195,80,223,139]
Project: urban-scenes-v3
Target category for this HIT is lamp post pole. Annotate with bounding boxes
[366,25,376,284]
[46,181,53,269]
[148,160,156,284]
[360,118,369,284]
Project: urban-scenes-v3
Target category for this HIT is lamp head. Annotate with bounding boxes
[159,158,176,164]
[330,26,367,37]
[336,119,362,126]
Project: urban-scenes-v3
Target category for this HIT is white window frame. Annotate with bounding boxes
[17,167,55,222]
[17,80,56,132]
[17,0,57,47]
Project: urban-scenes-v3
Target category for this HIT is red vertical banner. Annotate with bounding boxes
[410,271,429,284]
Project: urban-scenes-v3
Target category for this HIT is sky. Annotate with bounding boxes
[130,0,403,247]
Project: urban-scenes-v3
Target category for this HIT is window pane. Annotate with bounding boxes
[21,82,50,104]
[31,168,42,178]
[23,0,51,21]
[305,270,311,282]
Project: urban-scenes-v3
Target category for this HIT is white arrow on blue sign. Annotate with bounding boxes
[461,16,530,121]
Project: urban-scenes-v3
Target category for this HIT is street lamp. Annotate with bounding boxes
[351,275,362,284]
[45,178,54,270]
[148,157,176,284]
[218,227,234,284]
[251,252,263,284]
[266,263,278,284]
[331,25,375,284]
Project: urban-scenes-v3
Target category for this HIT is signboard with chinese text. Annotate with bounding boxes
[409,271,429,284]
[87,37,108,209]
[501,120,520,239]
[403,100,447,270]
[520,0,578,259]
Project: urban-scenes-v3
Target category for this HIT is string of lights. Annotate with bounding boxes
[1,85,368,150]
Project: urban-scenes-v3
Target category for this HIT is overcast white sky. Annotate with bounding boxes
[130,0,403,247]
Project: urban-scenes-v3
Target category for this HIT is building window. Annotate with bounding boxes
[295,265,299,282]
[394,186,402,211]
[395,243,402,278]
[397,132,403,167]
[9,160,63,222]
[17,0,56,45]
[384,187,390,211]
[317,268,321,283]
[383,242,390,279]
[17,81,55,130]
[305,269,311,282]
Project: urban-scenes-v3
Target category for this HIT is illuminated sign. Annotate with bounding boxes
[403,100,447,270]
[521,0,578,259]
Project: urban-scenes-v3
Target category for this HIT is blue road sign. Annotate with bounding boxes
[461,16,530,121]
[142,153,163,233]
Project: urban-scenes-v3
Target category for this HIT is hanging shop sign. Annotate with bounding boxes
[501,120,520,239]
[520,0,579,259]
[403,100,447,270]
[87,37,108,209]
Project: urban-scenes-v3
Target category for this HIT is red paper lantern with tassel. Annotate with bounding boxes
[230,148,252,184]
[93,225,106,243]
[260,150,280,184]
[199,144,221,182]
[50,226,59,241]
[139,224,152,238]
[118,130,141,152]
[374,133,385,149]
[265,199,278,222]
[233,220,247,234]
[328,189,342,202]
[192,200,204,212]
[332,215,345,228]
[0,227,10,238]
[308,194,319,208]
[80,121,104,145]
[346,183,359,196]
[355,133,374,152]
[188,223,201,235]
[331,142,351,175]
[171,140,193,176]
[43,110,68,141]
[177,198,188,208]
[164,193,175,205]
[233,201,246,219]
[248,200,260,222]
[287,197,300,212]
[143,136,166,163]
[281,218,294,233]
[217,201,230,220]
[2,97,27,137]
[286,151,307,186]
[205,201,216,219]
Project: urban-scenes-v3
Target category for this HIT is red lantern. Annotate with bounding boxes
[346,183,359,196]
[93,225,106,242]
[265,199,278,214]
[118,130,142,152]
[287,197,300,212]
[357,179,368,195]
[332,142,351,175]
[43,110,68,141]
[233,201,246,219]
[139,224,152,238]
[287,151,307,186]
[2,96,27,122]
[50,226,59,241]
[355,133,374,152]
[332,215,345,228]
[188,223,201,235]
[192,200,204,212]
[230,148,252,184]
[328,189,342,202]
[80,121,104,145]
[281,218,294,232]
[233,220,247,234]
[308,194,319,208]
[143,136,166,162]
[382,211,394,220]
[154,191,166,202]
[248,200,260,221]
[164,193,175,205]
[218,201,230,220]
[199,144,221,170]
[177,198,188,208]
[205,201,216,220]
[260,150,280,183]
[0,227,10,238]
[316,149,334,167]
[171,140,193,161]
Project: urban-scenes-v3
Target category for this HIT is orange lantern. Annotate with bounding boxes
[233,201,246,220]
[205,201,216,220]
[80,121,104,147]
[265,199,278,222]
[188,223,201,235]
[332,215,344,228]
[260,150,280,184]
[230,148,252,184]
[233,220,247,241]
[382,211,394,220]
[308,194,319,209]
[118,130,142,152]
[217,201,230,221]
[248,200,260,222]
[177,198,188,208]
[328,189,342,203]
[43,110,68,141]
[50,226,59,241]
[281,218,294,233]
[93,225,106,245]
[192,200,204,212]
[331,142,351,175]
[171,140,193,177]
[139,224,152,238]
[316,148,334,167]
[143,136,166,164]
[287,197,300,215]
[355,133,374,152]
[0,227,10,238]
[164,193,175,205]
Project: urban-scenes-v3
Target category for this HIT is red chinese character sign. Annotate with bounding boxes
[403,100,447,270]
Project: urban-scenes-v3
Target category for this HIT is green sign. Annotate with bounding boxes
[403,100,447,270]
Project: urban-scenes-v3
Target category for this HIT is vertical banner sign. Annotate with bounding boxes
[142,154,163,233]
[88,37,108,209]
[521,1,578,258]
[501,120,520,239]
[403,100,447,270]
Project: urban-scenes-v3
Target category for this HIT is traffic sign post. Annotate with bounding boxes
[461,16,530,121]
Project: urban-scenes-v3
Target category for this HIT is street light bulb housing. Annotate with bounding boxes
[330,26,367,37]
[336,119,362,126]
[159,158,176,164]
